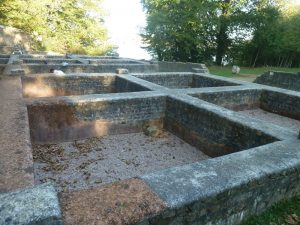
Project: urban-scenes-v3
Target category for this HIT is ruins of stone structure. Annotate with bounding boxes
[255,71,300,92]
[0,52,299,225]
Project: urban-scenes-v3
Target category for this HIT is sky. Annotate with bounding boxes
[102,0,151,60]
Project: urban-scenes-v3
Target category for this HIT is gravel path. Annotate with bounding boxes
[239,109,300,133]
[33,132,209,192]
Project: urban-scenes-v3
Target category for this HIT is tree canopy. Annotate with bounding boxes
[0,0,113,55]
[141,0,300,67]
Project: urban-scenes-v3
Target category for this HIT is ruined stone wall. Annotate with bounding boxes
[192,90,262,111]
[165,97,277,157]
[22,64,159,74]
[193,75,239,88]
[135,74,193,89]
[143,141,300,225]
[27,94,166,143]
[157,61,209,73]
[22,75,117,97]
[134,73,239,89]
[260,90,300,120]
[254,71,300,91]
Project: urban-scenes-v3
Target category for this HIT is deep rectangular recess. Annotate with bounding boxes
[133,73,240,89]
[29,95,278,191]
[190,89,300,132]
[22,74,151,98]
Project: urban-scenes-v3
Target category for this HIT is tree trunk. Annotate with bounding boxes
[215,0,231,66]
[252,49,260,68]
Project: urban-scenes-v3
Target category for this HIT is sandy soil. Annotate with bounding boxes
[239,109,300,133]
[33,132,209,192]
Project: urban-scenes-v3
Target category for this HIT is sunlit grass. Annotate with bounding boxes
[208,66,300,77]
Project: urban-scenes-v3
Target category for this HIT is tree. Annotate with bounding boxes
[141,0,218,62]
[0,0,113,55]
[142,0,300,67]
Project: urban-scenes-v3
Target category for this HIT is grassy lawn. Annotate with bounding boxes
[208,66,300,78]
[242,195,300,225]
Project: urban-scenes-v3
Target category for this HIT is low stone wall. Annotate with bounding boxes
[142,140,300,225]
[26,93,166,143]
[22,74,150,98]
[22,74,116,97]
[192,89,261,111]
[135,73,193,89]
[0,183,62,225]
[260,90,300,120]
[134,73,239,89]
[157,61,209,73]
[165,97,277,157]
[22,64,159,74]
[191,89,300,120]
[254,71,300,91]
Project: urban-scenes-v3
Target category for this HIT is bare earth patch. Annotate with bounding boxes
[60,178,167,225]
[33,132,209,192]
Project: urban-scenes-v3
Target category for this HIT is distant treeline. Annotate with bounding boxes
[141,0,300,67]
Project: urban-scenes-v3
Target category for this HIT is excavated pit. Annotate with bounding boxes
[27,95,277,192]
[191,89,300,133]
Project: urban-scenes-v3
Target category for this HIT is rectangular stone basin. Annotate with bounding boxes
[133,73,239,89]
[191,89,300,133]
[22,74,150,98]
[27,94,277,192]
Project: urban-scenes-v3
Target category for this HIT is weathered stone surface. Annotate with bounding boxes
[141,140,300,225]
[0,183,62,225]
[0,77,34,193]
[116,68,129,74]
[254,71,300,91]
[134,73,239,89]
[22,74,151,98]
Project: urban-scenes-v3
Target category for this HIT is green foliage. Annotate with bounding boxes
[0,0,113,55]
[142,0,300,67]
[242,195,300,225]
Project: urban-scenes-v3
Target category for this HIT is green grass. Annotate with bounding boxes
[208,66,300,78]
[242,195,300,225]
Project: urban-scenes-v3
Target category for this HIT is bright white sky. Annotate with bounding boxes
[102,0,151,60]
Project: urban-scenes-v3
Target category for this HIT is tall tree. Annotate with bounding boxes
[142,0,300,67]
[0,0,112,55]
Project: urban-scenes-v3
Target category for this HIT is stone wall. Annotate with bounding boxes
[22,64,159,74]
[260,90,300,120]
[254,71,300,91]
[192,89,261,111]
[134,73,239,89]
[157,61,209,73]
[191,89,300,121]
[27,93,166,143]
[22,74,116,97]
[142,141,300,225]
[165,97,277,157]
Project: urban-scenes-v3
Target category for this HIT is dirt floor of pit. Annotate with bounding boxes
[239,109,300,133]
[33,132,210,192]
